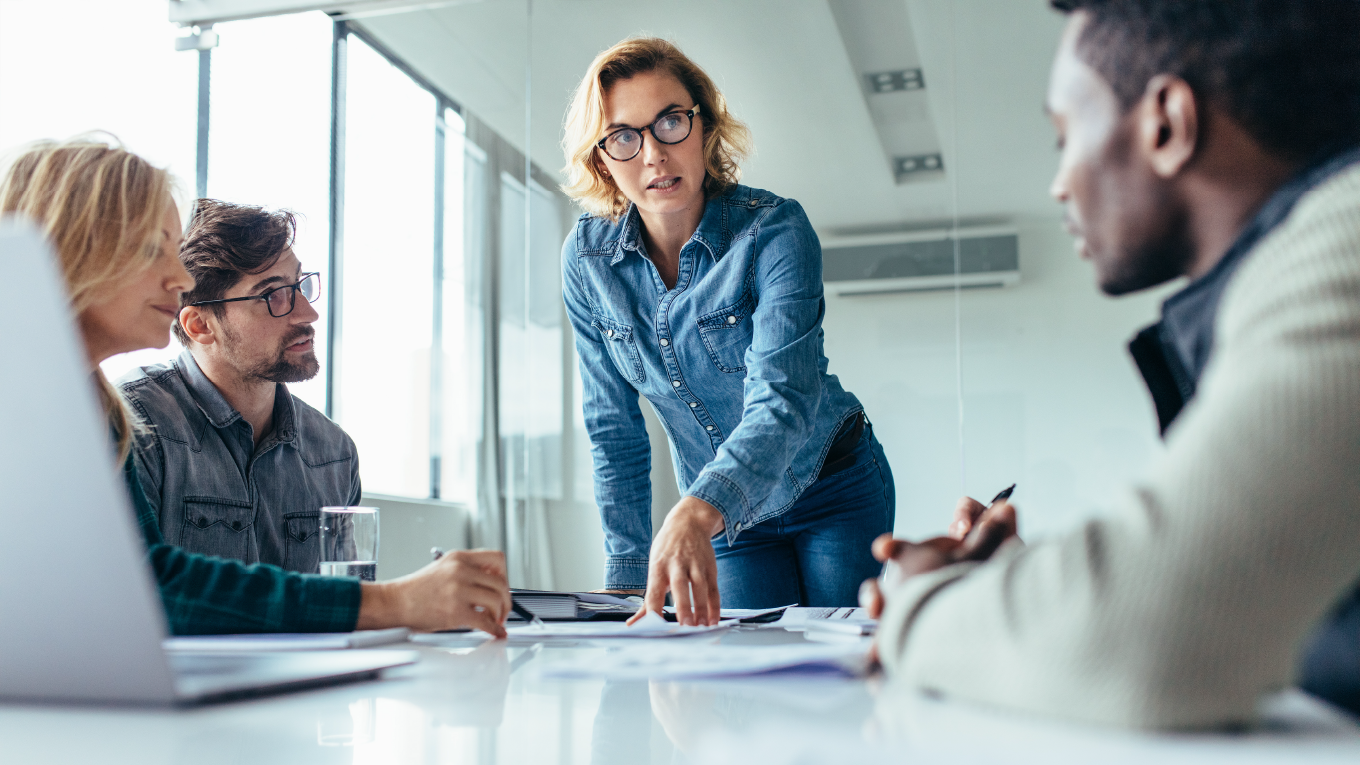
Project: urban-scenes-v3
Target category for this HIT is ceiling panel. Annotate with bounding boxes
[357,0,1068,232]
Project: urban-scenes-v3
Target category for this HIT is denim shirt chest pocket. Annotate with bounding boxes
[697,293,756,374]
[283,510,322,573]
[592,314,646,384]
[181,497,255,563]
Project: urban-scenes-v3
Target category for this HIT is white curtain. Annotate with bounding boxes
[496,173,562,589]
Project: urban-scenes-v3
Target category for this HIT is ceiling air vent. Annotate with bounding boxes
[822,227,1020,297]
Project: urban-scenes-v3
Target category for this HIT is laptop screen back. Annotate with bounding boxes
[0,219,177,703]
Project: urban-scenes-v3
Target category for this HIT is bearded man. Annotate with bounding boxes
[119,199,359,574]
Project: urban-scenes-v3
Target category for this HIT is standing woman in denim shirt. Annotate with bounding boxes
[560,38,895,624]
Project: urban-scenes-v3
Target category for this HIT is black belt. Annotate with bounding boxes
[817,412,866,480]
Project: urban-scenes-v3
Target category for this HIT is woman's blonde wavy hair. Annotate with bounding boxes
[0,137,176,463]
[561,37,753,221]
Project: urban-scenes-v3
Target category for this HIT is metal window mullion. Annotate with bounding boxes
[195,48,211,200]
[325,20,348,421]
[430,100,448,499]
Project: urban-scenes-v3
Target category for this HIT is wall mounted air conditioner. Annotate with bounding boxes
[821,225,1020,297]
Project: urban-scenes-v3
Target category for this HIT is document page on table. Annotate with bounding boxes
[413,612,735,644]
[775,607,870,630]
[537,641,871,680]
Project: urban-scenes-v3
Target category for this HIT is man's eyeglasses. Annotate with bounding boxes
[596,104,701,162]
[190,272,321,318]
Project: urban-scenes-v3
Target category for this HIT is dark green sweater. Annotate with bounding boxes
[123,455,361,635]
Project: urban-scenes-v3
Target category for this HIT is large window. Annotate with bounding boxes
[205,11,334,410]
[2,4,575,588]
[438,109,480,504]
[335,35,438,497]
[0,0,197,383]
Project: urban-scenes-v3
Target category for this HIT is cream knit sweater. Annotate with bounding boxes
[879,164,1360,729]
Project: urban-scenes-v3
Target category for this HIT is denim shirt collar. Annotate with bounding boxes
[1131,144,1360,433]
[177,348,297,445]
[609,190,732,266]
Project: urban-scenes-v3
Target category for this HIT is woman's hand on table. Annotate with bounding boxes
[628,496,725,626]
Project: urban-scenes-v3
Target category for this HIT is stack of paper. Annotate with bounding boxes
[510,589,639,620]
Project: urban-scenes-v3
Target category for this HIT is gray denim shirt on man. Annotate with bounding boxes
[117,349,361,573]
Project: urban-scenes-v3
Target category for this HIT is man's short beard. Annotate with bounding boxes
[221,324,320,384]
[1098,237,1191,296]
[1097,205,1194,297]
[253,349,320,384]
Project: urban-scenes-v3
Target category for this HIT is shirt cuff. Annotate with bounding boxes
[291,574,364,633]
[603,558,649,591]
[686,470,753,545]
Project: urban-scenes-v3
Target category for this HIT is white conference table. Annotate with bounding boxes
[3,626,1359,764]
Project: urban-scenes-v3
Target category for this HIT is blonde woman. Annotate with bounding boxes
[561,39,895,625]
[1,138,511,636]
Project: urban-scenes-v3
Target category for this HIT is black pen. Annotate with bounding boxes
[990,483,1017,505]
[431,547,545,628]
[874,483,1018,588]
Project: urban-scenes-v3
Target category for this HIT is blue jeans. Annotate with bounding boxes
[712,425,895,608]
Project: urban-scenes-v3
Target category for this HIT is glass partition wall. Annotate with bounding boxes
[2,0,1189,757]
[1,0,1172,594]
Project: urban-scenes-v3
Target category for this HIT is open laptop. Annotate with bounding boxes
[0,219,416,705]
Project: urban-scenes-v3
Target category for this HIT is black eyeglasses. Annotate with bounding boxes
[596,104,701,162]
[190,273,320,318]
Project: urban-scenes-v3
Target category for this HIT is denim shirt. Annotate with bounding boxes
[562,184,864,589]
[117,350,362,573]
[123,452,361,635]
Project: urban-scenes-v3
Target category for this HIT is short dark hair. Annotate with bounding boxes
[174,199,297,344]
[1051,0,1360,161]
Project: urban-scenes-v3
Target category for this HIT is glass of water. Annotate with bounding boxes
[319,506,378,581]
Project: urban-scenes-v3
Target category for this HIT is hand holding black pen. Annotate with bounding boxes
[861,484,1021,621]
[949,483,1017,540]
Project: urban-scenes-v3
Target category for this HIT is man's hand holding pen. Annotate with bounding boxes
[859,487,1023,668]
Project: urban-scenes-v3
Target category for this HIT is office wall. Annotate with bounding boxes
[542,215,1180,592]
[824,216,1178,541]
[364,493,470,581]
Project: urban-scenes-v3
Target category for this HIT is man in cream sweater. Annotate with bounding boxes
[868,0,1360,728]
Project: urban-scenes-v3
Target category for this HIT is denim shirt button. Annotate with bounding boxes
[726,315,737,324]
[706,425,714,431]
[672,380,681,387]
[749,199,758,207]
[606,329,614,338]
[231,521,243,531]
[734,522,744,531]
[660,338,669,346]
[689,402,697,408]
